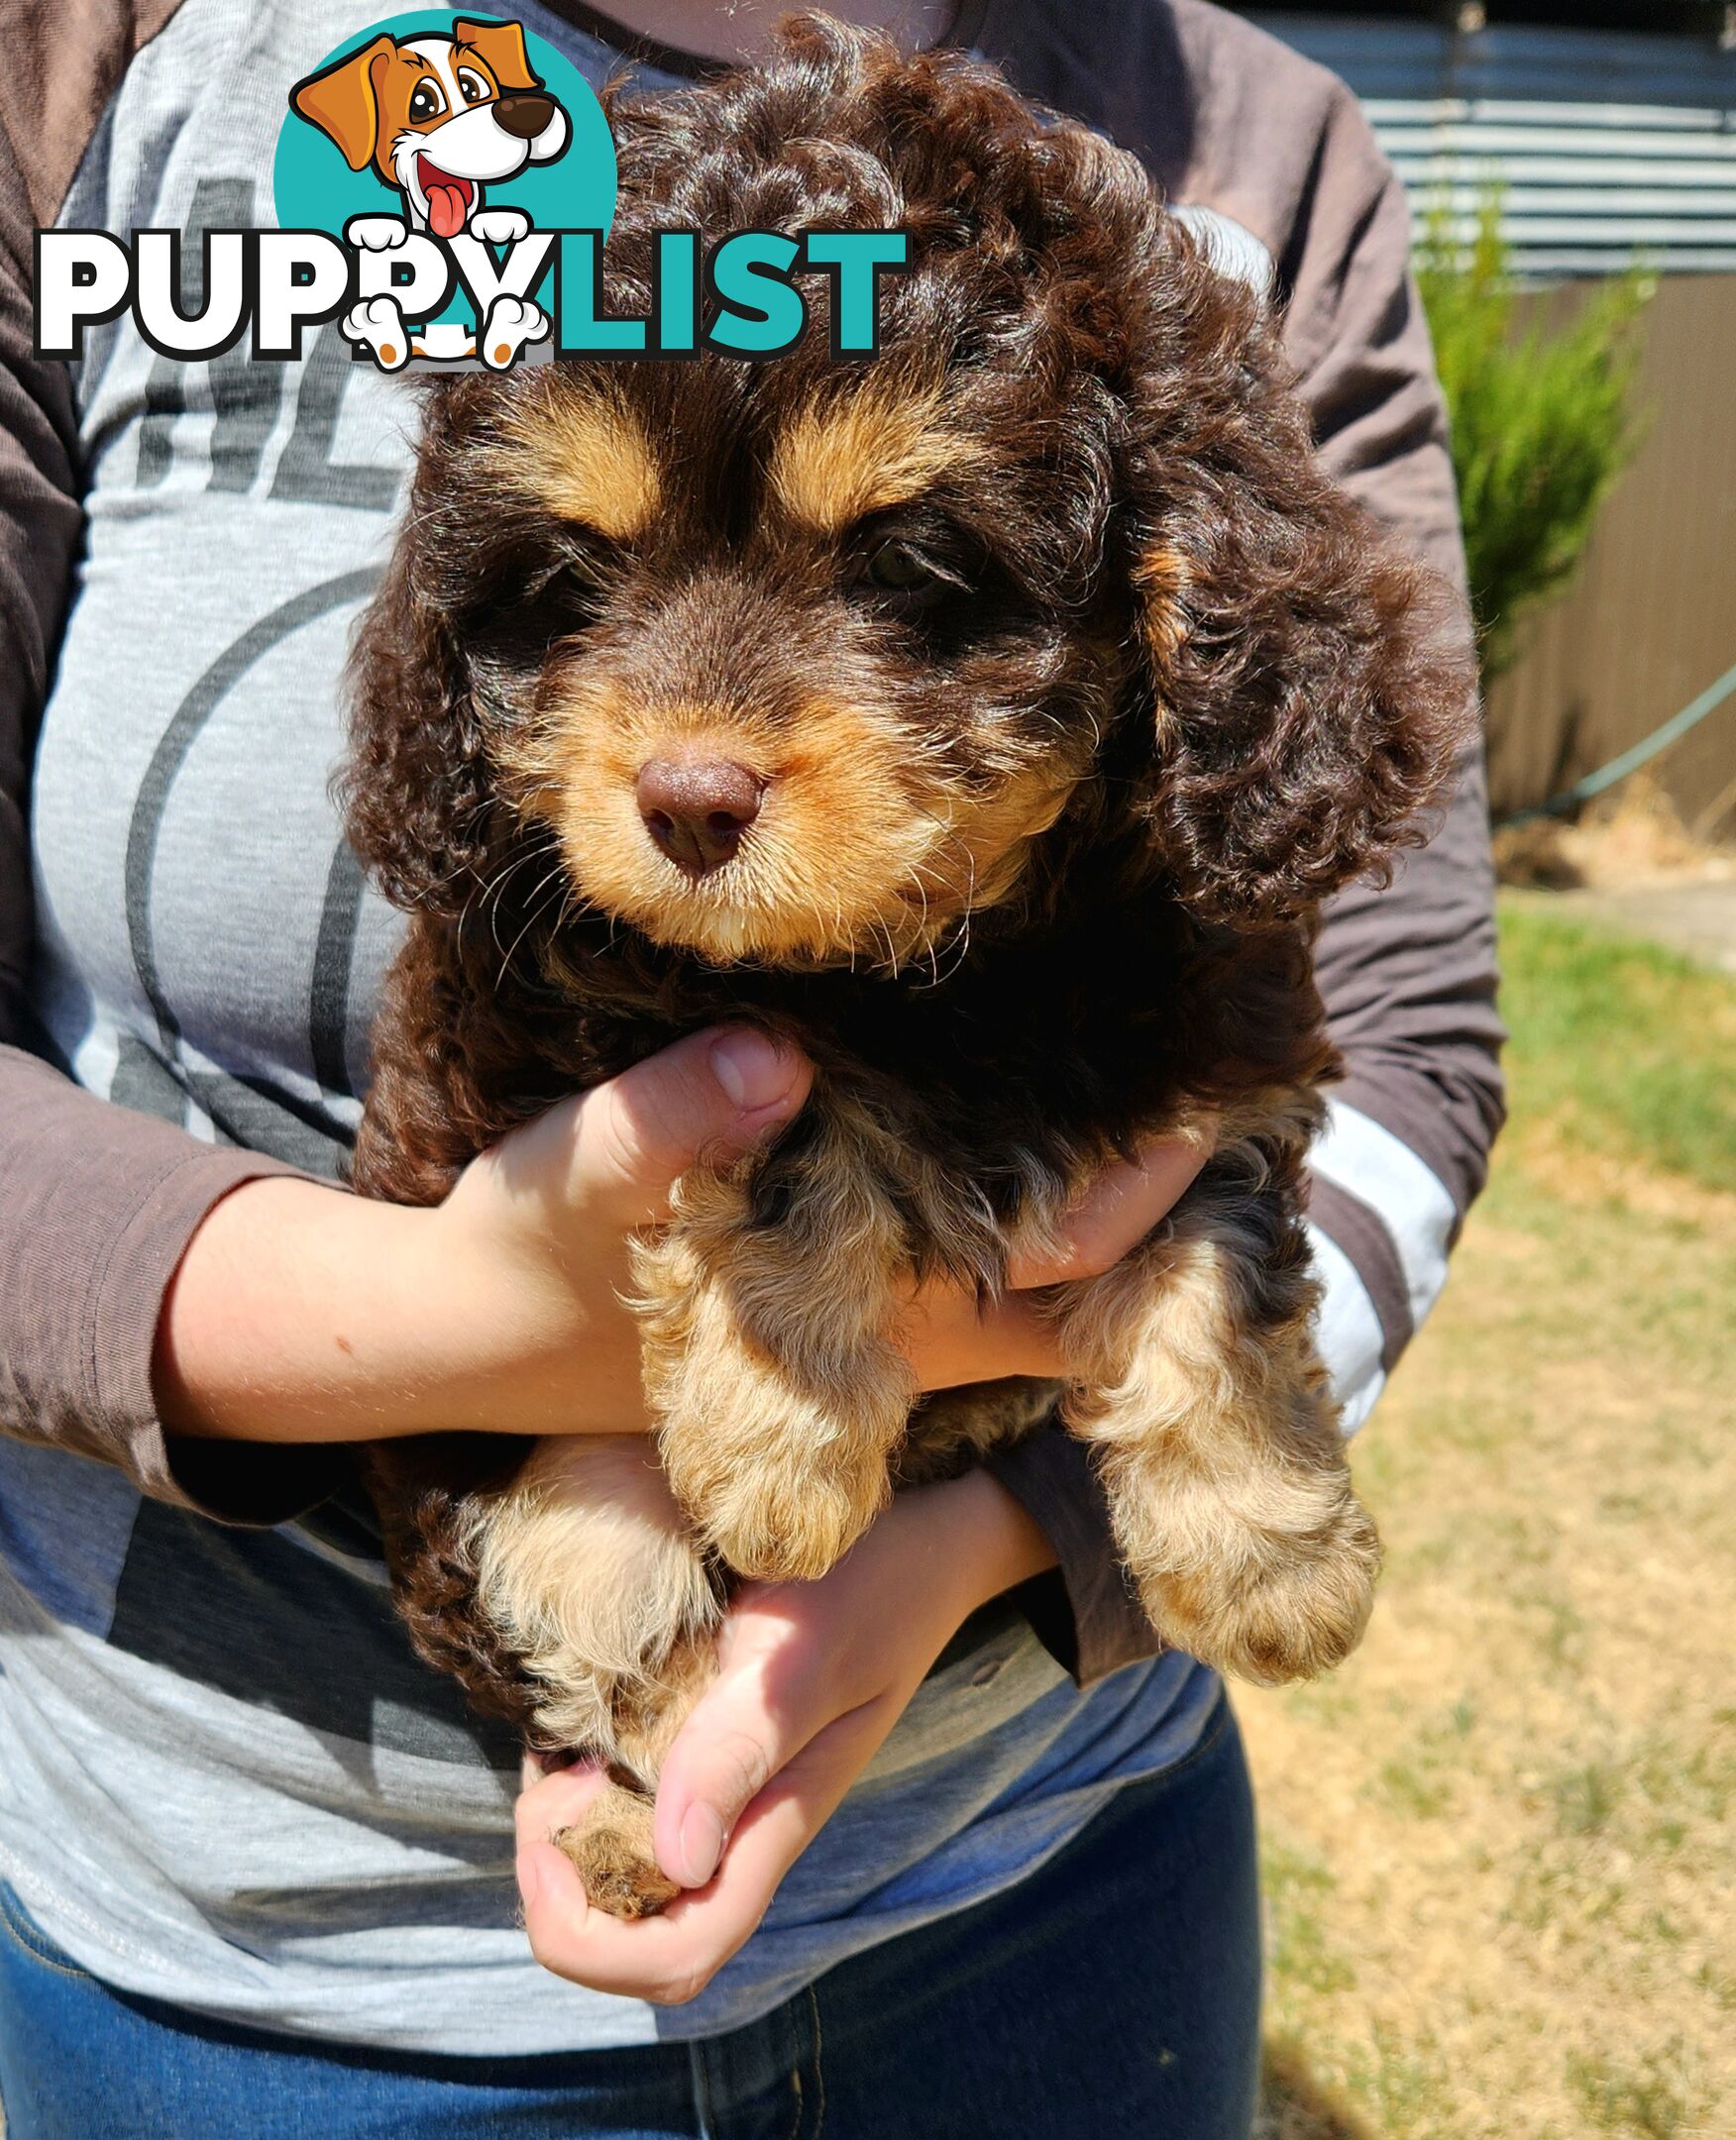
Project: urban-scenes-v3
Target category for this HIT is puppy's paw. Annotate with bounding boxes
[663,1380,898,1582]
[480,293,550,370]
[344,214,409,252]
[700,1462,882,1584]
[471,207,531,246]
[475,1436,721,1758]
[552,1781,681,1920]
[341,294,409,371]
[1143,1494,1381,1686]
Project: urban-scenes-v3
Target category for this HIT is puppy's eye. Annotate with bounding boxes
[848,514,979,631]
[408,81,446,123]
[865,539,932,593]
[855,537,971,626]
[560,550,609,602]
[457,67,491,105]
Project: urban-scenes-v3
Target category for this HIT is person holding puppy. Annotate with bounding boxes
[0,2,1501,2134]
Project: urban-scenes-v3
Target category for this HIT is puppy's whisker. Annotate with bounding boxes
[485,842,555,932]
[460,837,555,957]
[496,862,571,991]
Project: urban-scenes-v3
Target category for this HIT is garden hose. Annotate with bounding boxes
[1497,657,1736,829]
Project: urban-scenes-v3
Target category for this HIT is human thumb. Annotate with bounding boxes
[572,1026,812,1227]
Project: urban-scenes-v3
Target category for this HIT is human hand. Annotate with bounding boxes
[426,1060,1207,1429]
[157,1026,811,1444]
[514,1467,1053,2002]
[425,1025,812,1436]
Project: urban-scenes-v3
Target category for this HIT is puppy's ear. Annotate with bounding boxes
[289,36,393,172]
[342,531,494,918]
[1127,243,1473,928]
[454,18,542,93]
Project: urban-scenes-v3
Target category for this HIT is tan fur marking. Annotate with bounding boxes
[468,1436,718,1756]
[1042,1141,1381,1684]
[632,1103,925,1581]
[1134,544,1189,734]
[497,389,664,541]
[769,381,987,532]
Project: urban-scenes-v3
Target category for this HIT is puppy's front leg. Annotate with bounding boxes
[633,1104,917,1582]
[471,1436,723,1918]
[1046,1144,1380,1684]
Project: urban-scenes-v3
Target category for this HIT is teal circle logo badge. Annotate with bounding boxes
[274,10,615,369]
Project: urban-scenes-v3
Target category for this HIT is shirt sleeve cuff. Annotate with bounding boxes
[1302,1209,1391,1435]
[984,1420,1158,1687]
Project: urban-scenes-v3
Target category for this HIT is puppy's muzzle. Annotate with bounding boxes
[494,92,558,141]
[635,758,766,877]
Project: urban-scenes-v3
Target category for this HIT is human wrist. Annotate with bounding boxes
[411,1183,610,1427]
[907,1468,1059,1629]
[157,1174,516,1444]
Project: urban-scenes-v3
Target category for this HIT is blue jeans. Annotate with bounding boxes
[0,1698,1257,2138]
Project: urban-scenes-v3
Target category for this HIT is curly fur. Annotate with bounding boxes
[341,17,1474,1915]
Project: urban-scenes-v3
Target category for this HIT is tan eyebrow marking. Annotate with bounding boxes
[768,381,987,534]
[495,388,664,543]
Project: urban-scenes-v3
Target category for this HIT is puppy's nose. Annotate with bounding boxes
[636,759,764,877]
[493,92,557,140]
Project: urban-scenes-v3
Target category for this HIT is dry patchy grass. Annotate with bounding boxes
[1494,774,1736,895]
[1247,899,1735,2139]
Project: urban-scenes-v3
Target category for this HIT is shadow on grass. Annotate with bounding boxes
[1257,2038,1378,2140]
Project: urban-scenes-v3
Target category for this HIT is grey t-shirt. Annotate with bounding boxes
[0,0,1502,2055]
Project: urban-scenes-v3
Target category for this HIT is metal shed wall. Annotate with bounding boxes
[1246,14,1736,274]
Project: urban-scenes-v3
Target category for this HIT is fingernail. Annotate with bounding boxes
[708,1030,794,1115]
[676,1802,725,1888]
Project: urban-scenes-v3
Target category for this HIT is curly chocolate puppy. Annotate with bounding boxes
[343,18,1471,1916]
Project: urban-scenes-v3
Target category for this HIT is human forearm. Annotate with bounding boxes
[153,1174,608,1444]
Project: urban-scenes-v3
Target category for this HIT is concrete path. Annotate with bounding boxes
[1509,880,1736,974]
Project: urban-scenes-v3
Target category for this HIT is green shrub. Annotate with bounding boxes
[1416,191,1651,681]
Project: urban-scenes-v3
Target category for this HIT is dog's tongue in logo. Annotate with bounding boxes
[418,157,473,240]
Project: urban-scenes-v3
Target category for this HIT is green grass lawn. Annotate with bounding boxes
[1496,904,1736,1193]
[1245,896,1735,2140]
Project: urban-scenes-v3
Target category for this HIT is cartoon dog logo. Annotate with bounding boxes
[289,17,569,366]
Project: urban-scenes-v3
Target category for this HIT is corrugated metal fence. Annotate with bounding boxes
[1248,14,1736,274]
